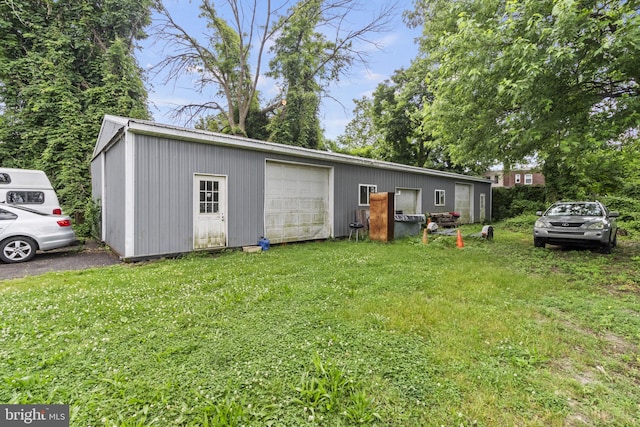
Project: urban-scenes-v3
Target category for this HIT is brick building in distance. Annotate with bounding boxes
[484,170,545,188]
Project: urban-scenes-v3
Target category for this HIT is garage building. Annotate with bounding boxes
[91,116,492,260]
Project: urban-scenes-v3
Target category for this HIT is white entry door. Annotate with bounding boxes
[193,174,227,249]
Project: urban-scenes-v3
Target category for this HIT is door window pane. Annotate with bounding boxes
[199,179,220,213]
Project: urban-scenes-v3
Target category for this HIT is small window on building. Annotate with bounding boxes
[359,184,377,206]
[524,174,533,185]
[0,173,10,184]
[494,175,500,183]
[7,191,45,204]
[199,180,219,213]
[435,189,445,206]
[515,174,521,184]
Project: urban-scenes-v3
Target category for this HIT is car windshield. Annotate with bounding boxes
[547,203,602,216]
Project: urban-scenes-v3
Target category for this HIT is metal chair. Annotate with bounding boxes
[349,222,364,242]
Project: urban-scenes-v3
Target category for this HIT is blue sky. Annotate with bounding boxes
[136,0,421,140]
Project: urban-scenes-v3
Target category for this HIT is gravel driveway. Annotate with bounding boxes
[0,240,120,281]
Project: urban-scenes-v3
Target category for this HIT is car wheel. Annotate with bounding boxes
[0,237,37,263]
[534,238,545,248]
[600,239,612,254]
[612,233,617,248]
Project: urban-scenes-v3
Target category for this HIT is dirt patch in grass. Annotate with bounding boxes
[602,331,638,355]
[548,320,640,426]
[602,280,640,296]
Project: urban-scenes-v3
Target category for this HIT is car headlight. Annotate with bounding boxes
[587,222,605,230]
[534,220,547,228]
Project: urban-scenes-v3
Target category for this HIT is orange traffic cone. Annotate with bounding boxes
[456,229,464,248]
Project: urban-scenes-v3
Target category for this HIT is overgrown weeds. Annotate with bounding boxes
[293,353,380,424]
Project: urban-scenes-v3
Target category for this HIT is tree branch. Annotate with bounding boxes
[173,102,226,125]
[151,0,399,137]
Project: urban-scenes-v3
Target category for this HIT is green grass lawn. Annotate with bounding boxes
[1,226,639,426]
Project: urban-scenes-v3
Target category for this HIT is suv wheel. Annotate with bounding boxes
[534,238,545,248]
[600,239,612,254]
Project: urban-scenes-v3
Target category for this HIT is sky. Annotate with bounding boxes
[136,0,422,140]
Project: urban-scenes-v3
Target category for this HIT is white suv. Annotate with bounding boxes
[533,201,619,254]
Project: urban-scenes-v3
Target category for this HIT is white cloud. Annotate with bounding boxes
[372,33,401,52]
[323,117,351,140]
[363,69,385,82]
[257,74,282,97]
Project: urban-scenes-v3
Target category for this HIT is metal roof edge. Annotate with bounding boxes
[92,115,130,160]
[101,116,491,183]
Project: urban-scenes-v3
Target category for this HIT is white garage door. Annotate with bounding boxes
[455,183,473,223]
[265,161,331,243]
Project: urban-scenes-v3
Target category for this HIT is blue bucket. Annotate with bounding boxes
[258,237,270,251]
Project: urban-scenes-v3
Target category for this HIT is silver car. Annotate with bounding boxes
[0,204,77,263]
[534,201,619,253]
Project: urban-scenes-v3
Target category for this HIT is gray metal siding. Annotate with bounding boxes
[332,164,478,234]
[103,138,127,256]
[90,157,103,203]
[120,134,491,258]
[133,136,266,257]
[90,156,104,241]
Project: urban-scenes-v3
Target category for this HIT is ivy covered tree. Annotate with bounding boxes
[0,1,152,221]
[267,0,345,148]
[409,0,639,197]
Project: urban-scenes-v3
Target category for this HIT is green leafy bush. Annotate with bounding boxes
[600,195,640,234]
[492,186,547,221]
[74,197,102,239]
[500,213,539,232]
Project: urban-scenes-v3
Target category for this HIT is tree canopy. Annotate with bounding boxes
[338,62,467,172]
[266,0,326,149]
[337,0,638,197]
[411,0,639,162]
[408,0,639,196]
[154,0,396,146]
[2,0,637,225]
[0,0,152,220]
